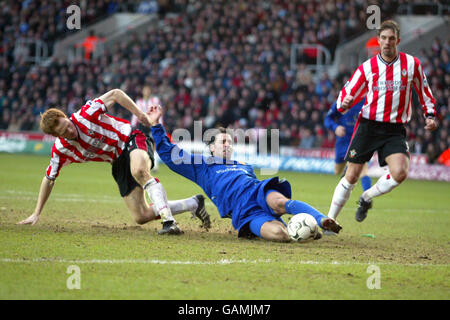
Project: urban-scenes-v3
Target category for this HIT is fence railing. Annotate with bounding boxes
[290,44,332,78]
[13,39,49,64]
[397,2,448,15]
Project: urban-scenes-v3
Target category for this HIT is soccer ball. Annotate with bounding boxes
[287,213,318,242]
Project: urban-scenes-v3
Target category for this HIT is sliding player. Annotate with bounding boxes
[147,105,342,242]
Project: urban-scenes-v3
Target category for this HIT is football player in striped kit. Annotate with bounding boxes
[131,85,162,134]
[327,20,438,225]
[17,89,211,234]
[131,85,163,172]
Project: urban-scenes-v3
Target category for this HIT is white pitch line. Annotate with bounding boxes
[0,258,271,265]
[0,195,122,204]
[0,190,122,203]
[3,190,119,200]
[0,258,447,268]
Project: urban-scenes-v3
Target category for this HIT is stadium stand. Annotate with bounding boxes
[0,0,448,163]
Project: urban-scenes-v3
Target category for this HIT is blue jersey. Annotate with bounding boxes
[151,124,291,232]
[324,99,364,163]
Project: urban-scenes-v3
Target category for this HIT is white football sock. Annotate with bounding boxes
[362,173,400,202]
[328,177,356,220]
[144,178,174,222]
[168,197,198,215]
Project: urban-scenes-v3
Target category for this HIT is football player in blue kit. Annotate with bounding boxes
[148,105,342,242]
[324,99,372,222]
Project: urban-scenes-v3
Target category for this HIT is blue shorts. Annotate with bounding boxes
[335,136,351,164]
[237,177,292,239]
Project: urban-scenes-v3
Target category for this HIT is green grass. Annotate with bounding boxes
[0,153,449,299]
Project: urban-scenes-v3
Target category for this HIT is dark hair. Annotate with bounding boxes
[206,127,228,146]
[377,20,400,38]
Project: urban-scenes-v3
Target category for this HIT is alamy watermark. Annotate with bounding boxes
[66,265,81,290]
[366,265,381,289]
[170,121,280,175]
[66,5,81,30]
[366,5,381,30]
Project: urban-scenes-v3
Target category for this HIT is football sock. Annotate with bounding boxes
[167,197,198,215]
[328,177,356,220]
[150,197,198,218]
[361,175,372,191]
[144,178,175,222]
[361,173,399,202]
[285,200,327,228]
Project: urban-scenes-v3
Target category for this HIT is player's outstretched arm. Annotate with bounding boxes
[148,105,200,183]
[98,89,152,127]
[17,176,55,225]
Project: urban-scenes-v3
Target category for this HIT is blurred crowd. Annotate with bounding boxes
[407,38,450,164]
[0,0,448,164]
[0,0,145,60]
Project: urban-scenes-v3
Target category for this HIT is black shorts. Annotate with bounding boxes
[111,130,155,197]
[345,118,410,167]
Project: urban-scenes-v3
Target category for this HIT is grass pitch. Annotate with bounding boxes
[0,153,449,299]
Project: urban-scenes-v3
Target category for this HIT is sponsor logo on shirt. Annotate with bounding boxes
[373,80,406,92]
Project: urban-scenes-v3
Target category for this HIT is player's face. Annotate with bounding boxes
[211,133,233,159]
[54,117,78,140]
[378,29,400,59]
[142,86,151,97]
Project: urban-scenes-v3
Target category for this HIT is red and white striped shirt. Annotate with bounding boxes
[46,98,132,180]
[337,52,436,123]
[131,96,162,128]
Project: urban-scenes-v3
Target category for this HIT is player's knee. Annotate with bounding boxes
[390,168,408,183]
[129,207,152,225]
[345,172,359,184]
[134,216,148,225]
[131,166,151,184]
[272,198,288,214]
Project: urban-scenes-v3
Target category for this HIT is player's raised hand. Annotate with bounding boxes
[146,105,162,126]
[17,213,40,225]
[424,117,438,131]
[341,95,354,110]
